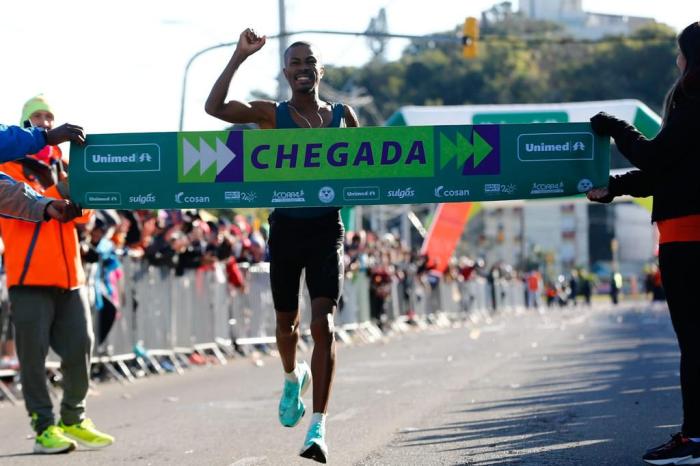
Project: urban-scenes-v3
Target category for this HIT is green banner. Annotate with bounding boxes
[69,123,609,209]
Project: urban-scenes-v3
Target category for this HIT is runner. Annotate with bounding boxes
[205,28,359,463]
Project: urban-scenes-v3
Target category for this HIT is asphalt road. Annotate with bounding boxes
[0,301,682,465]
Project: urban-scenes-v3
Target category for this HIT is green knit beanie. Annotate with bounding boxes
[21,94,54,125]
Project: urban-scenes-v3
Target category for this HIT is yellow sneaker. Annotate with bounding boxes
[34,425,77,454]
[58,419,114,449]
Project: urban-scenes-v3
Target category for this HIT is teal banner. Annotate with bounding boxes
[69,123,609,209]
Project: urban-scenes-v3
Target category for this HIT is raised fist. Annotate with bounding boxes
[234,28,267,58]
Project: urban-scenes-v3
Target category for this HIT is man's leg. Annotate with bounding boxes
[9,287,55,434]
[301,226,343,463]
[276,310,300,374]
[309,297,336,414]
[51,287,113,448]
[50,287,93,426]
[270,230,310,429]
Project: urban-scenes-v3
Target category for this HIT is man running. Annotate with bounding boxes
[206,28,359,463]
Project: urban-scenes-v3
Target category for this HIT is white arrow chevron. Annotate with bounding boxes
[182,138,199,175]
[182,137,237,176]
[215,138,236,174]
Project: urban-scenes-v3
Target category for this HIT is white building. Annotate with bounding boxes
[459,197,654,276]
[519,0,656,39]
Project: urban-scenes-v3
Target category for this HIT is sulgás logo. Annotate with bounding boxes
[387,187,415,199]
[175,192,210,204]
[128,193,156,205]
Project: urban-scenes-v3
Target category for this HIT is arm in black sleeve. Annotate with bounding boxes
[608,170,654,198]
[610,106,693,171]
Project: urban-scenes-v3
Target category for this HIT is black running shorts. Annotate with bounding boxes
[267,210,345,312]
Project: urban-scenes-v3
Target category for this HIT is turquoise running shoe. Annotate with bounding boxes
[299,420,328,463]
[278,361,312,427]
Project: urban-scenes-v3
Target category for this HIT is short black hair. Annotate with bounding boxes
[283,41,318,64]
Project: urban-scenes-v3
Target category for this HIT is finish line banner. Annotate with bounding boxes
[69,123,609,209]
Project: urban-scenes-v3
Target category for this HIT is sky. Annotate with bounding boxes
[0,0,695,135]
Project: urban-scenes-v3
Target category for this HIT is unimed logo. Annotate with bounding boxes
[84,144,161,173]
[85,192,121,205]
[517,132,594,162]
[343,186,380,201]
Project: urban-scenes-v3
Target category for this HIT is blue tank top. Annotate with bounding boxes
[273,101,346,219]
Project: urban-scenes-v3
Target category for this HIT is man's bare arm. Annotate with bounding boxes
[205,28,276,128]
[344,105,360,128]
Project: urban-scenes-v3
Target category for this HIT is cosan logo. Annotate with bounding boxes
[434,186,470,198]
[387,188,415,199]
[530,182,564,195]
[128,193,156,204]
[175,192,210,203]
[271,189,305,203]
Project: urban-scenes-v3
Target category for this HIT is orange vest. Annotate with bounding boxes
[0,161,92,289]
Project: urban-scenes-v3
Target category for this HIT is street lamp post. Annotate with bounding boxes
[179,42,237,131]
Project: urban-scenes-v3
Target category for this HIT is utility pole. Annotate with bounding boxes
[366,8,389,61]
[277,0,290,101]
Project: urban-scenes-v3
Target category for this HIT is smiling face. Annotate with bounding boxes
[283,43,324,94]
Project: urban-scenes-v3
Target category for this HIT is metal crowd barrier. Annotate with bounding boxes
[1,259,530,395]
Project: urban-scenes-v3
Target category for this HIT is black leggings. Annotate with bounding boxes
[659,241,700,436]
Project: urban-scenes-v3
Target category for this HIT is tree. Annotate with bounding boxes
[309,21,678,123]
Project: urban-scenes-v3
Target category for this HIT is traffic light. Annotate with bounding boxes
[462,17,479,59]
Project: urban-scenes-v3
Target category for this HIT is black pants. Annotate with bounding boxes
[659,241,700,436]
